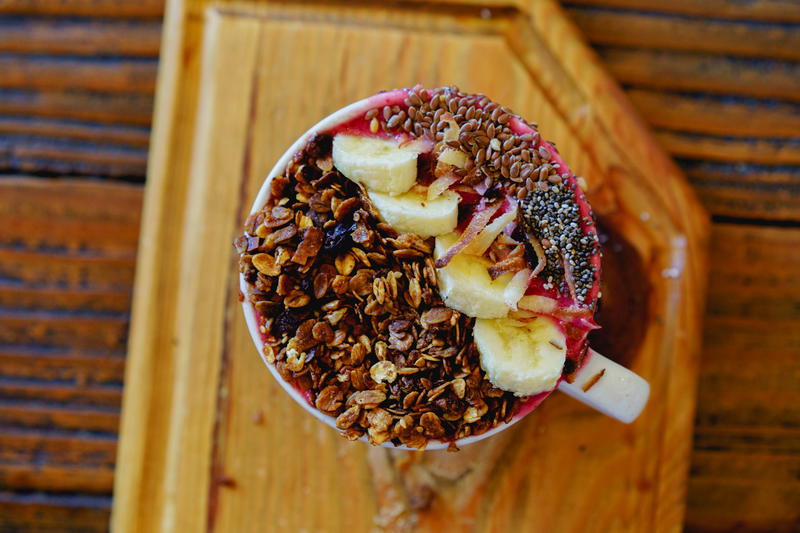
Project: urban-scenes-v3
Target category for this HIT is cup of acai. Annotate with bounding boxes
[235,86,649,451]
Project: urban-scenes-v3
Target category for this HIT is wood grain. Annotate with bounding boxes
[0,348,126,384]
[0,117,150,148]
[113,1,707,532]
[0,55,157,94]
[565,4,800,224]
[0,89,154,126]
[654,130,800,165]
[682,162,800,221]
[626,89,800,139]
[0,493,112,533]
[599,47,800,103]
[0,178,141,532]
[686,224,800,532]
[0,0,164,18]
[563,0,800,23]
[569,6,800,60]
[0,18,162,56]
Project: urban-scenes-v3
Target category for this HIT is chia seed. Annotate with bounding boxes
[519,184,599,304]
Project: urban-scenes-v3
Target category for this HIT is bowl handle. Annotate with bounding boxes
[557,349,650,423]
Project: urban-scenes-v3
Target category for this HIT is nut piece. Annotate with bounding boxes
[421,307,453,327]
[420,412,445,439]
[348,390,387,409]
[335,252,356,275]
[251,253,280,276]
[315,385,342,413]
[335,405,360,429]
[451,378,466,399]
[367,408,392,432]
[370,361,398,384]
[285,348,305,372]
[312,321,335,343]
[463,401,488,423]
[285,290,310,308]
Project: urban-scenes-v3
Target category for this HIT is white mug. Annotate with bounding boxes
[240,90,650,450]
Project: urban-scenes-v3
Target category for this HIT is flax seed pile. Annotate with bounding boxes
[235,86,600,448]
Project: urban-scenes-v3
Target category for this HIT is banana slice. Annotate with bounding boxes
[474,316,566,396]
[434,233,513,318]
[332,134,418,194]
[368,190,459,237]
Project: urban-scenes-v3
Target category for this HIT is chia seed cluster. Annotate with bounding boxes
[520,183,599,304]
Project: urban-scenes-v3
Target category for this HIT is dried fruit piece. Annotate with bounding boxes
[291,227,323,264]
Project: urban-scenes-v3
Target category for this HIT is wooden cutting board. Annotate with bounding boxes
[112,1,709,531]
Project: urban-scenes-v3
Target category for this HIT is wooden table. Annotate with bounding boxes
[0,1,797,531]
[112,1,708,531]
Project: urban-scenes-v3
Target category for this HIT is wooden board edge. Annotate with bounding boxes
[112,4,260,533]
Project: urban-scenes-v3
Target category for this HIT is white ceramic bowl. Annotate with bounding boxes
[240,90,649,450]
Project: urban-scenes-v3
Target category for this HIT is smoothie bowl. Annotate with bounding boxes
[235,86,648,450]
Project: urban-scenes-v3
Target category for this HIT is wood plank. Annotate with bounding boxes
[0,116,150,148]
[0,492,110,533]
[690,450,800,484]
[0,54,157,94]
[692,426,800,455]
[0,172,132,530]
[0,176,143,225]
[627,89,800,138]
[686,224,800,531]
[0,18,161,56]
[697,190,799,223]
[563,0,800,23]
[0,379,122,408]
[0,349,125,384]
[0,429,116,467]
[0,462,113,493]
[114,12,261,533]
[0,136,148,177]
[0,310,130,352]
[570,6,800,60]
[0,88,153,126]
[0,248,136,289]
[600,47,800,102]
[655,130,800,165]
[686,483,800,533]
[0,283,132,313]
[683,163,800,220]
[0,0,164,18]
[0,402,119,433]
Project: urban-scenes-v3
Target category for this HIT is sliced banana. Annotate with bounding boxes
[474,316,566,396]
[368,190,459,237]
[332,134,418,195]
[434,233,513,318]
